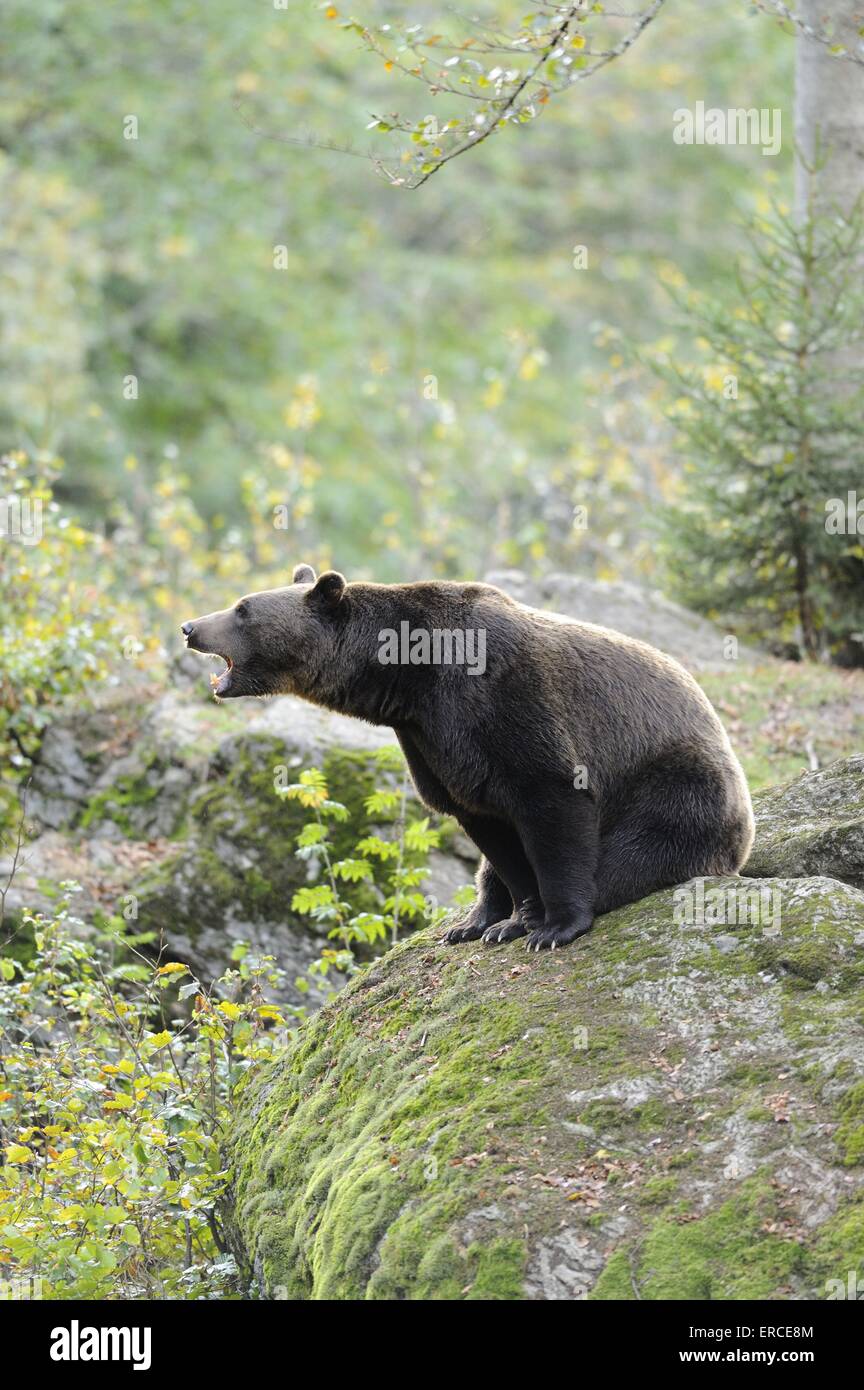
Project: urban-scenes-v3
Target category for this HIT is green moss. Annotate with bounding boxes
[583,1025,628,1057]
[591,1178,806,1300]
[638,1176,679,1206]
[666,1149,697,1170]
[226,927,572,1298]
[80,755,163,836]
[748,902,864,995]
[410,1233,465,1301]
[810,1194,864,1289]
[225,872,864,1301]
[723,1062,781,1087]
[836,1083,864,1167]
[466,1238,527,1300]
[576,1093,677,1138]
[832,1059,856,1082]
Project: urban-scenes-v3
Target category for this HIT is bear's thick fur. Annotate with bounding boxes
[182,565,754,950]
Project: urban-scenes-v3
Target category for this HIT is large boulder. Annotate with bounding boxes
[26,682,399,838]
[225,874,864,1300]
[747,756,864,890]
[9,679,475,1005]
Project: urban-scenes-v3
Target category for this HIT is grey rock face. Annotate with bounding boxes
[746,755,864,889]
[12,681,465,1008]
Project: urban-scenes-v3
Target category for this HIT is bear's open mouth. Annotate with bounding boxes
[182,627,241,697]
[209,656,234,697]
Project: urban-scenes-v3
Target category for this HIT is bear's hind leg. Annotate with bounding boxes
[443,856,514,943]
[443,816,538,945]
[515,787,599,950]
[594,761,752,915]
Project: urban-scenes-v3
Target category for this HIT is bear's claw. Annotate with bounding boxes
[442,919,486,944]
[445,908,593,951]
[481,917,526,945]
[524,920,593,951]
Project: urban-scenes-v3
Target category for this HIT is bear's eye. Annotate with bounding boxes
[235,600,249,620]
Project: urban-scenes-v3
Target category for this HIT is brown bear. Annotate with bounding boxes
[181,565,754,950]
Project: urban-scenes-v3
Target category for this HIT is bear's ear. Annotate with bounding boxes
[308,570,346,608]
[292,563,316,585]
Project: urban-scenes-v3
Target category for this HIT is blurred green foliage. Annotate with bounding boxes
[0,0,793,581]
[0,449,328,828]
[0,454,125,826]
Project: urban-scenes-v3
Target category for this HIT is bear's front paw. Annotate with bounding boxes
[481,896,542,946]
[525,917,593,952]
[442,912,488,944]
[480,915,526,945]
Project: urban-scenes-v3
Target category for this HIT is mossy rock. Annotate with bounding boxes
[133,734,466,1002]
[14,686,474,1004]
[225,875,864,1299]
[746,756,864,890]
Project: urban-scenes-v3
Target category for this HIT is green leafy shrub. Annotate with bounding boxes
[0,756,471,1297]
[0,888,291,1299]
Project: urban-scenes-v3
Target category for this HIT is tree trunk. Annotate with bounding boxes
[795,1,864,221]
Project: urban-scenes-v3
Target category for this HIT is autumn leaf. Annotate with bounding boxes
[4,1144,33,1164]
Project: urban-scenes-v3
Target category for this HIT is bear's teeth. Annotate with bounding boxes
[209,658,233,690]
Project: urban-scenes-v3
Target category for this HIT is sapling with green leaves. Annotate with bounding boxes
[282,748,461,974]
[646,188,864,663]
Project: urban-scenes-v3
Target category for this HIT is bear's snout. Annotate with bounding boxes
[180,612,241,698]
[181,619,207,652]
[181,617,219,656]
